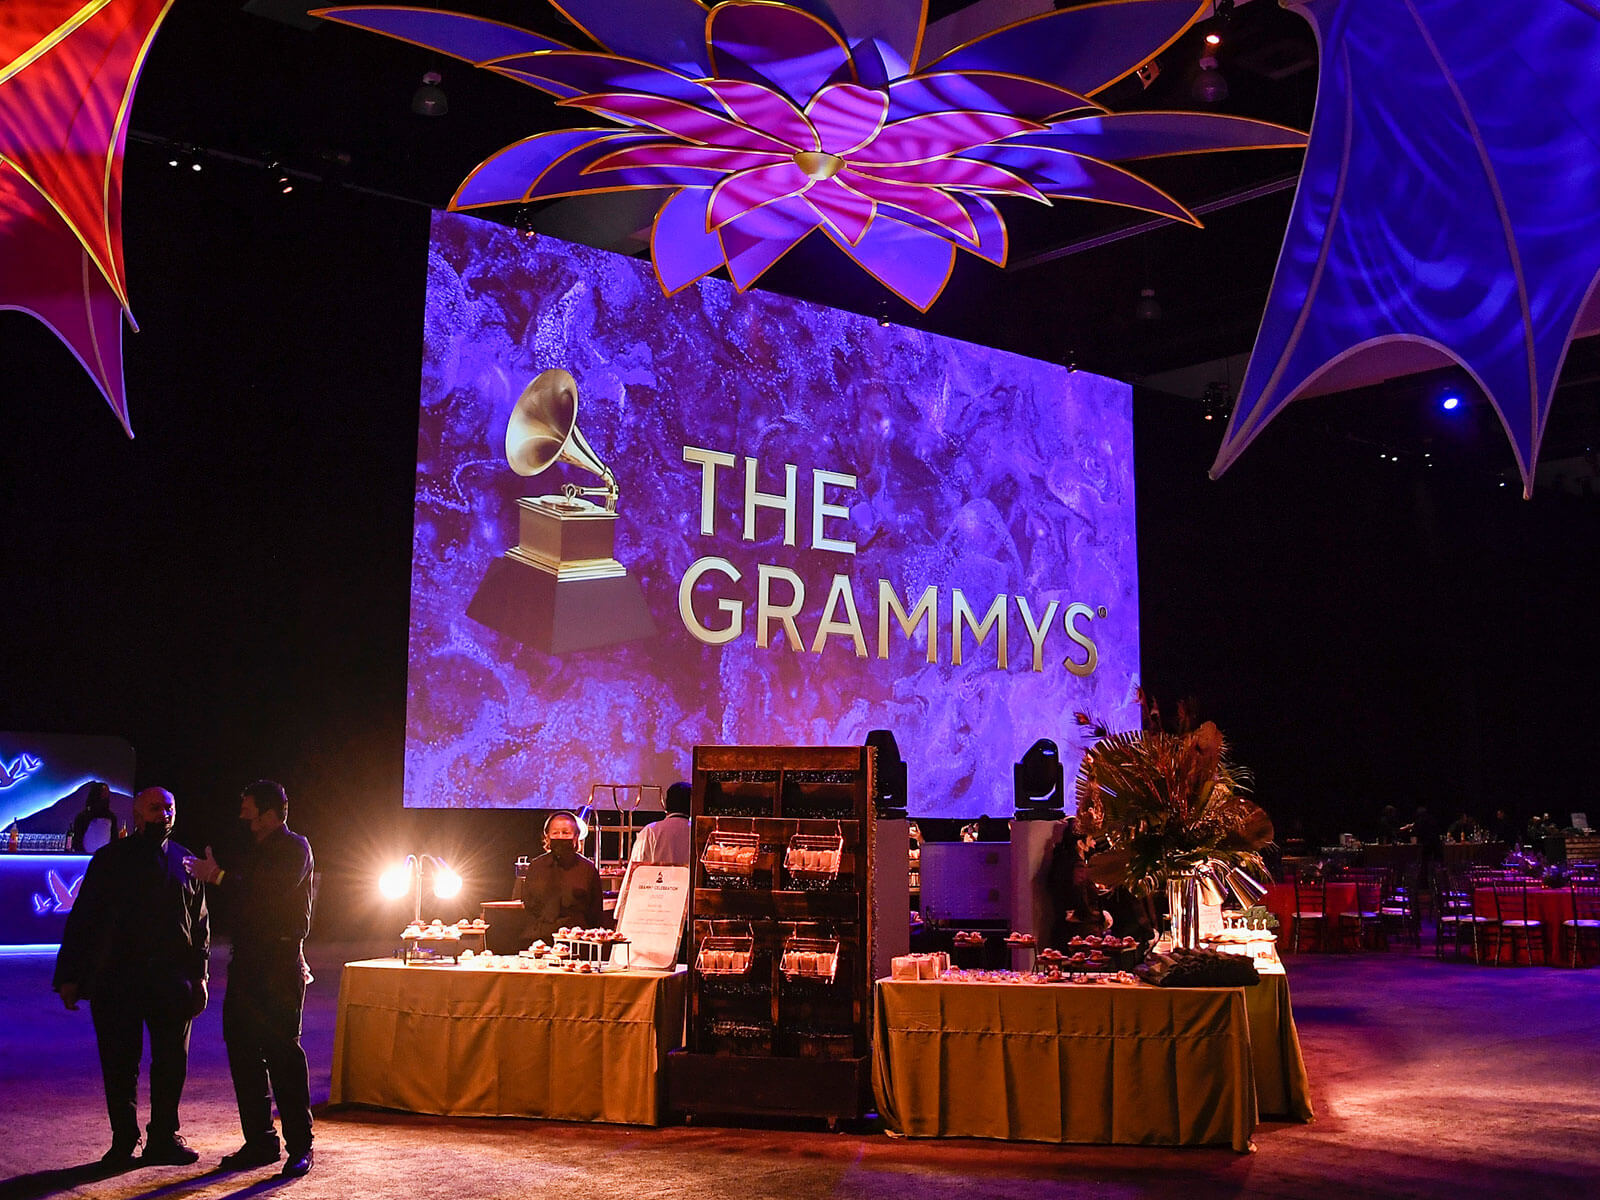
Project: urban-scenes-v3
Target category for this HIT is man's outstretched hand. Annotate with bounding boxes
[184,846,222,885]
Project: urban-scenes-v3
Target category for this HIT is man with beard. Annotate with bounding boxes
[54,787,209,1169]
[184,780,315,1178]
[522,810,605,944]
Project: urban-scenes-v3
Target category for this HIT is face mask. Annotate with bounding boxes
[141,820,170,843]
[548,838,577,862]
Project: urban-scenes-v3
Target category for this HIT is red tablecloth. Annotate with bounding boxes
[1472,888,1575,964]
[1265,882,1359,952]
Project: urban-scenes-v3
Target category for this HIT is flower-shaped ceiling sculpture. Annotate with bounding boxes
[316,0,1306,310]
[1,0,175,434]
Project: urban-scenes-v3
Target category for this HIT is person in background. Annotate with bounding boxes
[69,782,122,852]
[1489,807,1520,847]
[54,787,209,1169]
[522,811,605,944]
[613,782,691,923]
[1046,818,1109,948]
[184,780,315,1178]
[1377,804,1402,844]
[1447,811,1481,842]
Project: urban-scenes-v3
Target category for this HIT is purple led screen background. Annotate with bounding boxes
[406,212,1140,816]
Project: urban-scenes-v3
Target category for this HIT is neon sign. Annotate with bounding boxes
[0,753,43,790]
[32,869,83,916]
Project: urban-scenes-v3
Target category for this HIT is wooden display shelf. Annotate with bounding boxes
[666,1050,871,1127]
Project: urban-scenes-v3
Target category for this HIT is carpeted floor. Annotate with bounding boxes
[1,938,1595,1200]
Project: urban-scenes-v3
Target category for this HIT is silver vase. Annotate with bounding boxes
[1166,874,1203,950]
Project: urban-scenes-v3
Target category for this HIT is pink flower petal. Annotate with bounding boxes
[717,195,822,291]
[835,170,977,245]
[852,110,1044,165]
[806,84,889,156]
[848,156,1047,202]
[701,79,817,151]
[802,177,876,244]
[588,143,787,174]
[709,161,813,230]
[707,2,854,104]
[559,92,796,155]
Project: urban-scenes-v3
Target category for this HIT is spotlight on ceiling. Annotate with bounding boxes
[1205,32,1222,47]
[412,70,448,117]
[1202,381,1232,422]
[268,162,293,195]
[1441,393,1462,412]
[1192,54,1228,103]
[1135,287,1162,322]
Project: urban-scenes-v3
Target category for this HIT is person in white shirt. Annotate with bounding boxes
[614,782,691,922]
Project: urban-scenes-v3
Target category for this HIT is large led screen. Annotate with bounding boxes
[406,212,1140,816]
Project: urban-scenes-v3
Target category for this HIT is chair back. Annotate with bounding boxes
[1351,877,1383,914]
[1491,883,1535,923]
[1571,884,1600,921]
[1566,862,1598,882]
[1294,875,1327,914]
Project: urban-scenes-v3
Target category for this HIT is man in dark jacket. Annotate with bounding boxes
[184,780,314,1178]
[54,787,209,1169]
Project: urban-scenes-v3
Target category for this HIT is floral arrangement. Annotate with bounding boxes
[1073,691,1273,899]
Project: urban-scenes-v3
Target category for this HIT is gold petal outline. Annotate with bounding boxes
[818,216,957,312]
[704,0,858,93]
[309,6,576,65]
[803,83,888,156]
[807,175,880,244]
[846,155,1051,204]
[100,0,178,316]
[648,186,723,297]
[448,128,657,209]
[971,143,1202,226]
[885,69,1102,122]
[706,160,813,231]
[919,0,1210,96]
[850,109,1046,167]
[546,0,709,59]
[714,199,823,293]
[835,171,979,245]
[0,0,111,87]
[586,142,786,175]
[699,76,815,152]
[557,91,796,154]
[1025,111,1310,161]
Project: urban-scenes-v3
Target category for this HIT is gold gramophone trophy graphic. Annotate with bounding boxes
[467,368,656,653]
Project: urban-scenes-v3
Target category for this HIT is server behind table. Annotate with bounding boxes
[521,810,605,944]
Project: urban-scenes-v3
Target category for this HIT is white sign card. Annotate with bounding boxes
[613,865,690,970]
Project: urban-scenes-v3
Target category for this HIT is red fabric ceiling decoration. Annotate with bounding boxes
[0,0,175,435]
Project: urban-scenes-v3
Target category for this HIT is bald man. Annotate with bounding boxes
[55,787,209,1169]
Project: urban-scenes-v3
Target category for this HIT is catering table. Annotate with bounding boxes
[1472,888,1573,964]
[1264,882,1358,952]
[1246,965,1313,1120]
[332,959,687,1125]
[872,977,1260,1150]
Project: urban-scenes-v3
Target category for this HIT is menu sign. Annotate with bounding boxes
[614,866,689,970]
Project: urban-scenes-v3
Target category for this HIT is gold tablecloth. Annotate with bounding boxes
[873,979,1257,1150]
[1247,966,1313,1120]
[331,959,687,1125]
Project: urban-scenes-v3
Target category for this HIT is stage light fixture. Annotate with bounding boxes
[1205,32,1222,47]
[1441,393,1461,411]
[1013,739,1065,821]
[1135,287,1161,321]
[1192,55,1228,103]
[269,162,293,195]
[412,70,448,117]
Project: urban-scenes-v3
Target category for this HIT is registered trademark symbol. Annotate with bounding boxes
[1097,606,1108,618]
